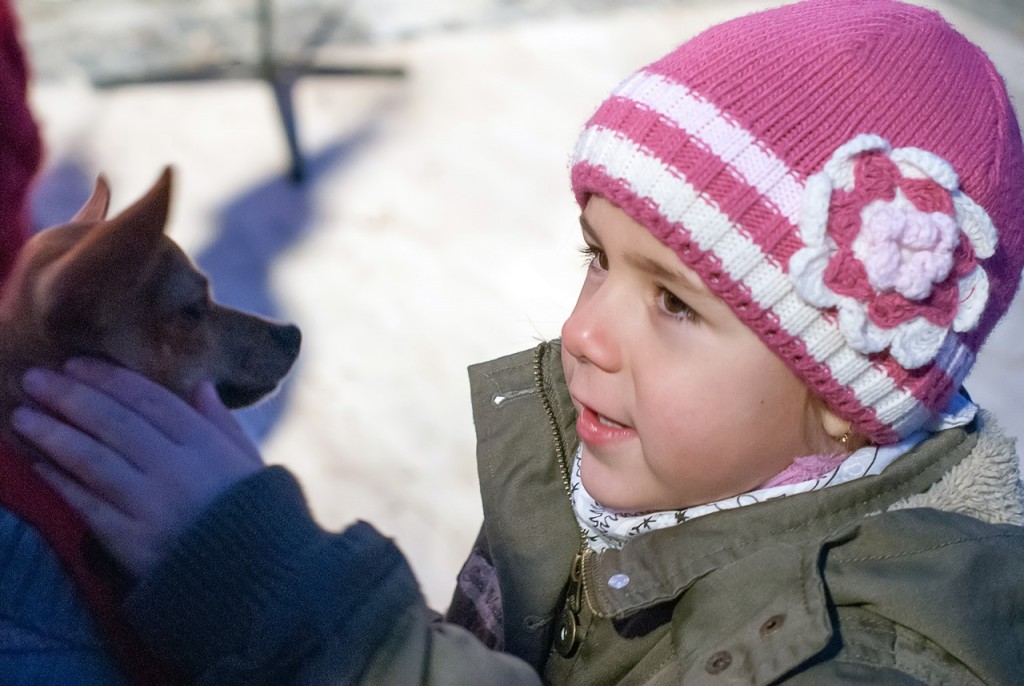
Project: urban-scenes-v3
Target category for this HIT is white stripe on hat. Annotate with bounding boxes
[574,124,935,436]
[619,70,806,226]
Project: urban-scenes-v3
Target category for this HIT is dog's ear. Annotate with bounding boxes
[39,167,174,337]
[70,174,112,223]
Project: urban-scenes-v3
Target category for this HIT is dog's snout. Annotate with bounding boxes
[274,323,302,353]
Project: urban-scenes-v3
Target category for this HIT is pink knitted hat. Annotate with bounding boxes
[570,0,1024,445]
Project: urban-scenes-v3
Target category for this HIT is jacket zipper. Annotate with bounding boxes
[533,344,598,659]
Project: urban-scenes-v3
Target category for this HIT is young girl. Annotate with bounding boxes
[13,0,1024,682]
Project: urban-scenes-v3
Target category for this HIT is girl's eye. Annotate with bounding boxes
[658,288,696,321]
[579,244,608,271]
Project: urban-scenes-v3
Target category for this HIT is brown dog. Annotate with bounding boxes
[0,167,301,447]
[0,168,300,684]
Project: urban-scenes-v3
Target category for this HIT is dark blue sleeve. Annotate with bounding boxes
[123,466,421,685]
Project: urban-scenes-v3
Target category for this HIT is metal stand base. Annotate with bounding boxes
[93,0,405,183]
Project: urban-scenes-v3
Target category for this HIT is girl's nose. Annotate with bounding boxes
[561,286,623,372]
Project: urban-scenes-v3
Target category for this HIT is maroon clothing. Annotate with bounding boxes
[0,0,41,282]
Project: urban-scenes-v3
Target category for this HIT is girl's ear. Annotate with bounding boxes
[817,405,850,442]
[814,402,870,452]
[805,393,866,453]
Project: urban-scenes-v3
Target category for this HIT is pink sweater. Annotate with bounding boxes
[761,452,848,489]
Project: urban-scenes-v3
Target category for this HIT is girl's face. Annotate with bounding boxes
[561,196,825,512]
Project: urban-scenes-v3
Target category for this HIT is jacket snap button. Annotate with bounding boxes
[759,613,786,637]
[608,573,630,589]
[705,650,732,674]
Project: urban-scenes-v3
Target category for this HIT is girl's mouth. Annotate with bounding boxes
[576,405,636,446]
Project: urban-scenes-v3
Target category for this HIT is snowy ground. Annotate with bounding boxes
[19,0,1024,607]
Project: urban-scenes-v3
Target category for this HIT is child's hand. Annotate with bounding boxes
[12,358,264,579]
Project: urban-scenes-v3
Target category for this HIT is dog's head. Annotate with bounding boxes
[0,168,301,408]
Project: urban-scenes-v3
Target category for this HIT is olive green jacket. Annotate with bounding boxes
[127,341,1024,684]
[461,342,1024,684]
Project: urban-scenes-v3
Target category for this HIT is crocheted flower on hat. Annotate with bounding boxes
[790,134,997,369]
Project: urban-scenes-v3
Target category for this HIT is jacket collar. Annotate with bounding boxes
[886,410,1023,525]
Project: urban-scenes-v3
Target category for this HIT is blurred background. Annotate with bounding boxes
[15,0,1024,607]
